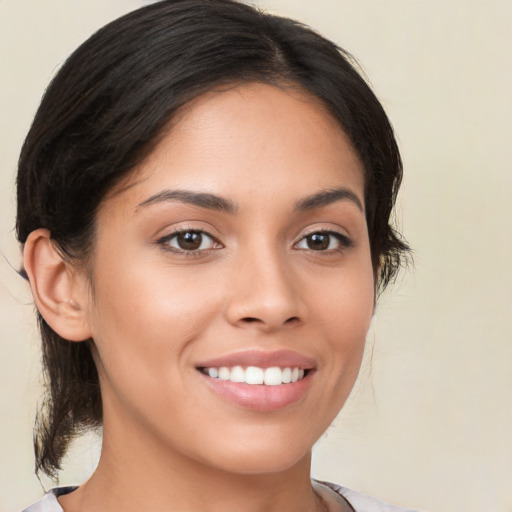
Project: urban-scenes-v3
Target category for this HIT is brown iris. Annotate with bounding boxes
[176,231,203,251]
[306,233,330,250]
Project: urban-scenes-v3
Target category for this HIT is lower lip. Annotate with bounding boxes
[199,371,314,412]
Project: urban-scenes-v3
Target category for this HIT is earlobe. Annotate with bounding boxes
[23,229,92,342]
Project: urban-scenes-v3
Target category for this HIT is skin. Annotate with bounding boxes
[26,82,374,512]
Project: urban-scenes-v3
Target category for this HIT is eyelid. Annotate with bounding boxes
[297,223,353,241]
[153,220,221,242]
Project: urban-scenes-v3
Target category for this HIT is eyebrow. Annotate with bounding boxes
[136,189,239,213]
[136,186,363,214]
[294,187,364,212]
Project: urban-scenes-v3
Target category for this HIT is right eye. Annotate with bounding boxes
[159,230,220,253]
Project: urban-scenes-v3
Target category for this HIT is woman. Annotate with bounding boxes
[18,1,412,511]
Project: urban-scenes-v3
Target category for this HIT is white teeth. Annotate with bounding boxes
[264,367,282,386]
[245,366,264,384]
[230,365,245,383]
[218,367,230,380]
[203,365,307,385]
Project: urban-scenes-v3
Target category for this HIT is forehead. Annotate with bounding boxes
[107,82,365,208]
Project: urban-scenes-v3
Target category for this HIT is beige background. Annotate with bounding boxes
[1,1,511,511]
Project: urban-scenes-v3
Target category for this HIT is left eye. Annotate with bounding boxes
[295,232,347,251]
[164,230,218,252]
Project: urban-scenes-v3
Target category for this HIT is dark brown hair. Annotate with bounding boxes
[16,0,408,478]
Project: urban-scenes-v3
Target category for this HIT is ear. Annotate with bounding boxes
[23,228,92,342]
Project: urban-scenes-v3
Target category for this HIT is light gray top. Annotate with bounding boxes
[22,481,419,512]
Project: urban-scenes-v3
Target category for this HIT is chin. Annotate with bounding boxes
[208,451,310,477]
[192,430,314,476]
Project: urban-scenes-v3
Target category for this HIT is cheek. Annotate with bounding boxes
[315,259,375,382]
[86,252,222,389]
[91,239,219,330]
[314,253,375,330]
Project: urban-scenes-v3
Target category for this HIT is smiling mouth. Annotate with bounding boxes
[196,351,315,410]
[198,366,309,386]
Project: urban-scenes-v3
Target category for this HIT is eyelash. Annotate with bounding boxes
[156,228,353,257]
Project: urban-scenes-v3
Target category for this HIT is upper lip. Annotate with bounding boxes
[195,350,316,370]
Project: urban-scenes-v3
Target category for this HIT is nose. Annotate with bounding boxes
[225,247,304,332]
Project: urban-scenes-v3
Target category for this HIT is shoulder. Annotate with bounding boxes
[315,480,421,512]
[22,487,77,512]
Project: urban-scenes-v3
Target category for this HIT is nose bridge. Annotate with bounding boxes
[225,237,301,330]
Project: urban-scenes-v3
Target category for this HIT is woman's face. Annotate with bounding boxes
[83,82,374,475]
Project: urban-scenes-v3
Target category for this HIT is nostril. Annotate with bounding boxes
[241,317,260,323]
[240,316,299,325]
